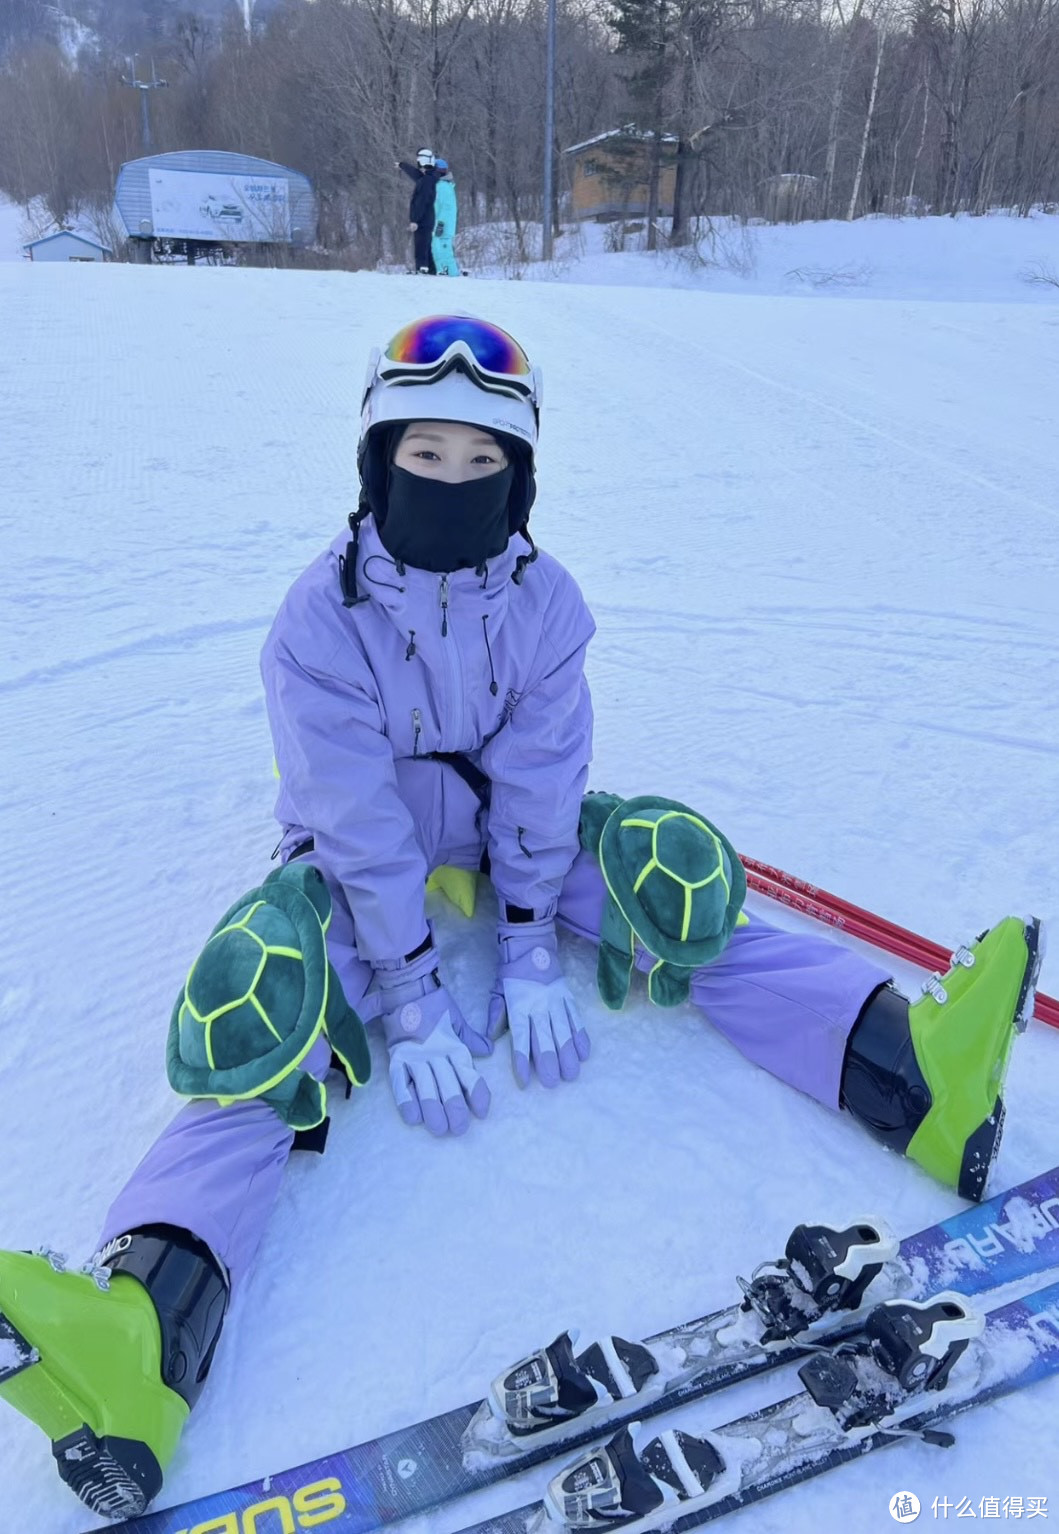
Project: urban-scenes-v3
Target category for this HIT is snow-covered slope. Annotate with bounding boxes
[515,209,1059,303]
[4,191,1058,308]
[0,260,1057,1534]
[0,194,27,261]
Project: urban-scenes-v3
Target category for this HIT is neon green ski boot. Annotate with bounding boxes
[840,916,1041,1200]
[0,1226,227,1519]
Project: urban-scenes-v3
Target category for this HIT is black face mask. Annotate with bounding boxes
[378,463,516,573]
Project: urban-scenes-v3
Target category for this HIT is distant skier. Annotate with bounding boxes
[0,314,1041,1524]
[431,159,461,276]
[397,146,440,274]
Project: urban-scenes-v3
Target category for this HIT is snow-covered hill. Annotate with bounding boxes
[0,194,27,260]
[0,252,1057,1534]
[5,191,1059,308]
[513,207,1059,303]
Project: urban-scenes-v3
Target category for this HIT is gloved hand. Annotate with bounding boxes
[435,221,446,236]
[408,220,418,231]
[488,916,590,1088]
[375,942,492,1136]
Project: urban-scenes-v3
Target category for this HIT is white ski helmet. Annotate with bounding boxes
[355,314,543,548]
[416,147,436,167]
[359,315,542,457]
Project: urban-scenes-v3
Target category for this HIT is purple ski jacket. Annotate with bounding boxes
[260,515,595,966]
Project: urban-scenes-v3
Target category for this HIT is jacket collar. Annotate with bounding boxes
[330,514,524,627]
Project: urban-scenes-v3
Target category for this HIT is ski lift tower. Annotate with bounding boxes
[541,0,556,261]
[123,61,168,153]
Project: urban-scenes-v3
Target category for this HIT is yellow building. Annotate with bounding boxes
[564,126,678,222]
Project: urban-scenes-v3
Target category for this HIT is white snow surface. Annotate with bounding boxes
[0,194,108,262]
[0,195,29,261]
[471,209,1059,304]
[4,187,1059,304]
[0,247,1057,1534]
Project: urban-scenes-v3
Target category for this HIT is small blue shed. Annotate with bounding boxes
[114,150,317,255]
[24,230,112,262]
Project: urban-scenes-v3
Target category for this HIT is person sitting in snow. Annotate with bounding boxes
[0,314,1041,1522]
[397,146,441,274]
[431,159,461,276]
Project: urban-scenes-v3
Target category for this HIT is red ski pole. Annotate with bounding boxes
[742,869,942,967]
[741,856,1059,1032]
[742,856,956,964]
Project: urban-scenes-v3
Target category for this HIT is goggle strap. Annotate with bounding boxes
[379,355,534,400]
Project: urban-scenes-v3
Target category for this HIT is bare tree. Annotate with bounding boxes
[848,3,889,215]
[2,0,1058,263]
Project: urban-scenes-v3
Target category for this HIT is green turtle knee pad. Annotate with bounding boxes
[579,792,748,1009]
[167,862,371,1129]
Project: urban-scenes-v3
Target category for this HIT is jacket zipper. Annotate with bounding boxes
[412,707,422,757]
[438,573,466,743]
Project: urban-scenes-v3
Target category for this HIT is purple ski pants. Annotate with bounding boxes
[100,767,890,1291]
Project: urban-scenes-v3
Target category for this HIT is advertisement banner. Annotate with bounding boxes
[148,169,291,243]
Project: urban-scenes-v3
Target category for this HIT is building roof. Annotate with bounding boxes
[564,125,680,156]
[23,229,111,253]
[113,150,316,244]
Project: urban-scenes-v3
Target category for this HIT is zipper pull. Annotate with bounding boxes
[439,574,449,638]
[517,826,533,858]
[482,614,498,696]
[412,707,422,756]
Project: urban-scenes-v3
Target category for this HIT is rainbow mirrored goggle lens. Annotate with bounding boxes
[380,316,535,399]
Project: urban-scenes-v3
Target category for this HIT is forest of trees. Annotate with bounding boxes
[1,0,1056,264]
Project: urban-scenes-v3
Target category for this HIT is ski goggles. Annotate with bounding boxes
[369,316,542,410]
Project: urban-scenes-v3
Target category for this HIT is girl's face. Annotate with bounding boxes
[394,421,508,484]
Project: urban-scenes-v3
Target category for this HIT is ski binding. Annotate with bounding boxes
[463,1330,678,1460]
[734,1219,900,1343]
[464,1218,902,1463]
[797,1293,983,1440]
[532,1293,983,1532]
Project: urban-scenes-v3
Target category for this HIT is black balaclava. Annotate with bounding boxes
[360,424,534,574]
[379,462,516,573]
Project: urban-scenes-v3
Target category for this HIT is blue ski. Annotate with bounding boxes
[101,1165,1059,1534]
[464,1280,1059,1534]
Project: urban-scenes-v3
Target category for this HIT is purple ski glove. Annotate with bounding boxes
[375,943,492,1137]
[488,917,590,1088]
